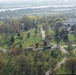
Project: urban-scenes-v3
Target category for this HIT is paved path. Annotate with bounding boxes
[46,43,70,75]
[40,28,70,75]
[41,28,46,40]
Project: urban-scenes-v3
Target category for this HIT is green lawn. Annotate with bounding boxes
[0,29,43,49]
[68,34,75,43]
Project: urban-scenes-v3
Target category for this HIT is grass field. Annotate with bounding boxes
[0,29,42,49]
[0,27,75,50]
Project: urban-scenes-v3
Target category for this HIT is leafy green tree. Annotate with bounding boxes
[12,54,33,75]
[17,32,20,37]
[63,34,68,44]
[22,16,36,31]
[60,29,65,39]
[19,43,23,48]
[54,30,61,48]
[64,57,76,74]
[0,58,6,75]
[51,49,61,59]
[43,40,47,46]
[32,51,50,75]
[48,19,54,26]
[27,32,30,38]
[35,43,39,49]
[55,21,63,30]
[71,24,76,31]
[35,30,37,34]
[48,58,57,74]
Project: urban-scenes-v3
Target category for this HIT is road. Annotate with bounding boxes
[46,43,70,75]
[40,28,70,75]
[41,28,46,40]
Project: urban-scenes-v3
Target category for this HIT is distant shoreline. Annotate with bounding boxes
[0,4,76,12]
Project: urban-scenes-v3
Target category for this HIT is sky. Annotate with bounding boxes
[0,0,63,2]
[0,0,72,2]
[0,0,68,1]
[0,0,37,1]
[0,0,76,4]
[0,0,29,2]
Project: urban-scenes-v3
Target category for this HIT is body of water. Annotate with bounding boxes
[0,4,76,12]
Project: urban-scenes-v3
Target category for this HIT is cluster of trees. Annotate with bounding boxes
[64,57,76,74]
[0,16,40,34]
[0,15,67,36]
[54,29,68,46]
[0,48,58,75]
[71,24,76,31]
[0,15,76,75]
[0,46,76,75]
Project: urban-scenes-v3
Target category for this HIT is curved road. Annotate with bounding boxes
[46,43,69,75]
[40,28,70,75]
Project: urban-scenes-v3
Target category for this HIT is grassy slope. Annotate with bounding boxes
[0,29,42,49]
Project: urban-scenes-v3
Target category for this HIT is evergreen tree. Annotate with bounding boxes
[17,32,20,37]
[43,40,47,46]
[10,36,14,43]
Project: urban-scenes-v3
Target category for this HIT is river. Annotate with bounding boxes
[0,4,76,12]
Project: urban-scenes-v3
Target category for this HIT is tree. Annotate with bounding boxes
[71,24,76,31]
[23,16,37,31]
[63,34,68,44]
[10,36,14,43]
[11,46,23,56]
[51,49,61,59]
[59,29,65,39]
[3,56,13,75]
[27,32,30,38]
[64,57,76,74]
[35,43,39,49]
[32,51,50,75]
[43,40,47,46]
[12,54,33,75]
[17,32,20,37]
[48,58,57,74]
[54,30,61,48]
[19,43,23,48]
[0,58,6,75]
[48,19,54,27]
[55,21,63,30]
[35,30,37,34]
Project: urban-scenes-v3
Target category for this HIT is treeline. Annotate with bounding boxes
[0,6,76,18]
[0,46,76,75]
[0,16,38,34]
[0,48,57,75]
[0,15,65,34]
